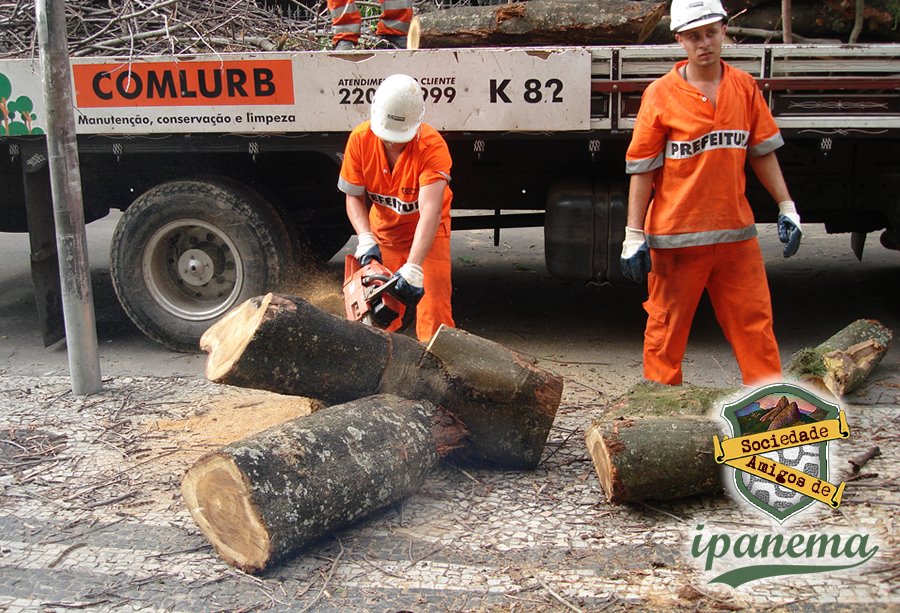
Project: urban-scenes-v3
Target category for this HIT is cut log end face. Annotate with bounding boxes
[584,426,626,503]
[201,293,275,382]
[181,454,271,573]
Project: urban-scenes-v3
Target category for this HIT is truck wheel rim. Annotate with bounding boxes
[142,219,244,321]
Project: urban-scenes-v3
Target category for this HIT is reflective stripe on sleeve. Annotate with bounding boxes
[749,132,785,157]
[338,177,366,196]
[626,152,664,174]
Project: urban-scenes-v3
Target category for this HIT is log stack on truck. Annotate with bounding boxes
[1,6,898,351]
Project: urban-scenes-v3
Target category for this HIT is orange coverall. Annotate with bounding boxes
[327,0,413,47]
[338,120,455,342]
[625,60,784,385]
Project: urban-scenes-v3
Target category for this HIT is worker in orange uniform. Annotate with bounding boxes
[621,0,802,387]
[339,73,455,342]
[327,0,412,50]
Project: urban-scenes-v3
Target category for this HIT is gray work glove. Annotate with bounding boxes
[620,226,651,283]
[777,200,802,258]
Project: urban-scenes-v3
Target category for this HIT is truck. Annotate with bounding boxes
[1,44,898,351]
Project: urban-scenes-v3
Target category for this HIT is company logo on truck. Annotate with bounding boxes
[72,59,294,107]
[0,72,43,135]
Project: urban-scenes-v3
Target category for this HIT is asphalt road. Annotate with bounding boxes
[1,212,898,400]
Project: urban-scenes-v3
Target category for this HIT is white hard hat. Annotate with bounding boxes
[670,0,727,33]
[370,74,425,144]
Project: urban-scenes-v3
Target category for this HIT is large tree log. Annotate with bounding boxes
[200,293,563,469]
[585,416,725,504]
[408,0,667,49]
[585,382,734,504]
[181,394,467,573]
[785,319,893,398]
[728,0,900,42]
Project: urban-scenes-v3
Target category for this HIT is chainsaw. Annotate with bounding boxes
[342,254,416,331]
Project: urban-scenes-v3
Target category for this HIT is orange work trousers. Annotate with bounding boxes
[381,234,454,343]
[642,238,782,386]
[327,0,412,46]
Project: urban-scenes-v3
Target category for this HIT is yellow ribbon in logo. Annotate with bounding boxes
[713,412,850,508]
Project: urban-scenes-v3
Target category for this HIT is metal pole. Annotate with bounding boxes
[781,0,793,44]
[34,0,102,395]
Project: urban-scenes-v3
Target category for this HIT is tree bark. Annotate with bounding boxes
[585,382,734,504]
[200,293,563,469]
[728,0,900,43]
[181,394,467,573]
[784,318,893,398]
[408,0,667,49]
[414,325,564,468]
[585,416,725,504]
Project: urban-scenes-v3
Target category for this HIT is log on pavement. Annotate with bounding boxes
[408,0,666,49]
[200,293,563,469]
[785,319,893,398]
[181,394,467,573]
[585,416,725,504]
[585,382,734,504]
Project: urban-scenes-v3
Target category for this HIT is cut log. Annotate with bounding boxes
[408,0,666,49]
[201,292,412,404]
[413,325,563,468]
[585,416,725,504]
[585,382,734,504]
[181,394,467,573]
[200,293,563,469]
[728,0,900,42]
[603,381,738,421]
[784,319,893,398]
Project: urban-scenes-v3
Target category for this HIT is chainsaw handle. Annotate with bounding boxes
[366,274,417,333]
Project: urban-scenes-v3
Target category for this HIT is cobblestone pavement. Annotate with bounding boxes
[0,359,897,612]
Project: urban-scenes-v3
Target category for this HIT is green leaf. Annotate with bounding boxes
[0,73,11,100]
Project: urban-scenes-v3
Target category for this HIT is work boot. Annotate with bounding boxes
[334,40,356,51]
[376,35,407,49]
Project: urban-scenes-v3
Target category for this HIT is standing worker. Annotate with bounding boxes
[339,74,455,342]
[620,0,802,386]
[327,0,412,50]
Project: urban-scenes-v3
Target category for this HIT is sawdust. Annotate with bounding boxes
[152,388,321,448]
[281,264,345,318]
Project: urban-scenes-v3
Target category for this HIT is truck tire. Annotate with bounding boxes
[111,178,292,352]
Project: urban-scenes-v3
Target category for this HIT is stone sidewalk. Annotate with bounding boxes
[0,369,897,612]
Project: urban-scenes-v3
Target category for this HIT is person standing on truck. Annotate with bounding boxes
[620,0,803,386]
[339,73,455,342]
[327,0,412,50]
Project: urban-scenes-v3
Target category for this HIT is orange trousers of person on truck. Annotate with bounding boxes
[621,0,803,386]
[327,0,412,50]
[338,74,455,343]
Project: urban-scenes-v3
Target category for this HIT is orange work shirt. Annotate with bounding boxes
[338,121,452,249]
[625,60,784,249]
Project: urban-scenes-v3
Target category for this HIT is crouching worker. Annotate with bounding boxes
[338,74,455,343]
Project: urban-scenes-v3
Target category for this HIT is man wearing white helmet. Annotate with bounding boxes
[338,74,455,342]
[621,0,802,386]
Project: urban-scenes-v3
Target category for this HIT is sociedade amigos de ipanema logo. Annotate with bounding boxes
[688,383,878,587]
